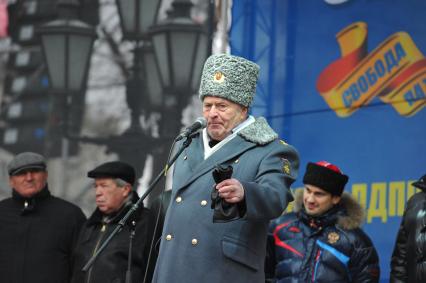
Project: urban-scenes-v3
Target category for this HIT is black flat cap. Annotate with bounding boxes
[88,161,135,186]
[8,152,47,176]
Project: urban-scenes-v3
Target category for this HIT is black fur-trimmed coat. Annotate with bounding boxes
[266,190,380,283]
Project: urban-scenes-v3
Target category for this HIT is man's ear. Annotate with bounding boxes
[241,106,248,117]
[122,184,132,197]
[331,195,341,205]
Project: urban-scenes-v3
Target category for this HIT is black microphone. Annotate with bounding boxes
[175,117,207,141]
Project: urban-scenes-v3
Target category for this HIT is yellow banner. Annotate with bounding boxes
[316,22,426,117]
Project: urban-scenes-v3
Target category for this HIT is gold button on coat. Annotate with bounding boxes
[176,196,182,203]
[200,200,207,206]
[191,239,198,245]
[166,234,172,241]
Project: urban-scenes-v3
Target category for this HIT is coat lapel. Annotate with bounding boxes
[175,135,255,192]
[183,135,204,172]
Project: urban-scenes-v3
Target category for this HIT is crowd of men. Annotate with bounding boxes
[0,53,424,283]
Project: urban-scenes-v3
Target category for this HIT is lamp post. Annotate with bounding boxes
[108,0,162,178]
[38,0,96,138]
[39,0,210,202]
[40,0,162,181]
[146,0,209,201]
[113,0,209,199]
[150,0,209,122]
[38,0,96,197]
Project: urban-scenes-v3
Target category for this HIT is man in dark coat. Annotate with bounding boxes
[390,173,426,283]
[0,152,86,283]
[152,54,299,283]
[70,161,156,283]
[266,161,380,282]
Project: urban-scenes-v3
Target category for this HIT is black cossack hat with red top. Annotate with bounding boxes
[303,161,349,196]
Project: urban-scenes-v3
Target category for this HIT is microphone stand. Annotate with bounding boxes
[81,135,194,273]
[125,222,136,283]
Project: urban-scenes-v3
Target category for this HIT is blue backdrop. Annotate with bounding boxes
[230,0,426,281]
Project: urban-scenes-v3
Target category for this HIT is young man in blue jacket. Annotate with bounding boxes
[266,161,380,282]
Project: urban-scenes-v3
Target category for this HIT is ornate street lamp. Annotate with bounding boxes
[38,0,96,138]
[149,0,209,100]
[114,0,162,115]
[108,0,162,178]
[37,0,96,197]
[144,0,210,203]
[38,0,96,94]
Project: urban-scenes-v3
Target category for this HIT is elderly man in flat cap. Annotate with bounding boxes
[152,54,299,283]
[0,152,86,283]
[70,161,156,283]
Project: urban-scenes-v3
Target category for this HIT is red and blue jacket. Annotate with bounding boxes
[265,191,380,283]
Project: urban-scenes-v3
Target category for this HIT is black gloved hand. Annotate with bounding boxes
[212,164,233,185]
[211,164,242,223]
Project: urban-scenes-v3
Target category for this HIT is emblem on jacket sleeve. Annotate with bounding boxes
[281,158,291,175]
[327,232,340,244]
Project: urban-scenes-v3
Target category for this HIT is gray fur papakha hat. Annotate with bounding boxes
[198,54,260,107]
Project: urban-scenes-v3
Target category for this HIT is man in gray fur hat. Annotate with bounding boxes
[152,54,300,283]
[0,152,86,283]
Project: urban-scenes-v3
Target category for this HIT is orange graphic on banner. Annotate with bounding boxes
[316,22,426,117]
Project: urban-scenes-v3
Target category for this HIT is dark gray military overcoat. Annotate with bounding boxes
[152,118,299,283]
